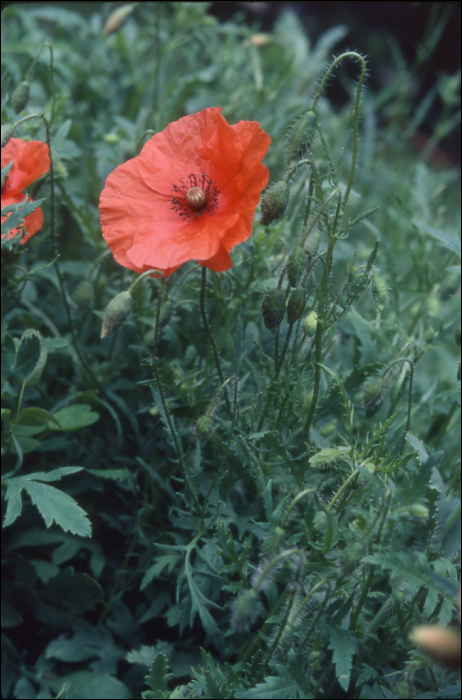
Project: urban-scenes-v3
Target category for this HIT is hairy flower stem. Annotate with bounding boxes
[200,267,232,418]
[200,378,239,526]
[152,281,200,512]
[312,52,367,212]
[302,234,336,442]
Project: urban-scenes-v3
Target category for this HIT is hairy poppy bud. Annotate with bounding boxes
[262,288,285,332]
[232,589,261,633]
[286,110,317,167]
[196,415,214,443]
[287,248,307,287]
[101,290,132,338]
[1,123,15,148]
[287,287,306,324]
[73,280,93,309]
[371,271,388,313]
[362,376,386,417]
[260,181,290,226]
[12,80,30,114]
[302,310,317,335]
[305,228,320,258]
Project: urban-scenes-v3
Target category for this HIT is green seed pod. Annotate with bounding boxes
[1,123,15,147]
[286,110,317,167]
[259,181,290,226]
[12,80,30,114]
[371,271,388,313]
[362,376,386,417]
[287,248,307,287]
[262,288,285,332]
[287,287,306,324]
[73,280,93,309]
[302,310,317,336]
[409,504,429,519]
[101,290,132,338]
[196,415,213,443]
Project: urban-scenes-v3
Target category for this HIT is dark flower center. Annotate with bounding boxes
[170,172,219,220]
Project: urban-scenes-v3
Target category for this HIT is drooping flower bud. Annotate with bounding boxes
[304,228,320,259]
[362,376,386,417]
[371,271,388,313]
[232,589,262,633]
[101,290,133,338]
[73,280,94,309]
[302,311,317,336]
[287,248,307,287]
[287,287,306,324]
[262,288,285,332]
[12,80,30,114]
[196,415,214,443]
[259,181,290,226]
[286,110,317,167]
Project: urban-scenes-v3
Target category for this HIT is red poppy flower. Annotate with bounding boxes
[99,107,271,279]
[1,138,50,244]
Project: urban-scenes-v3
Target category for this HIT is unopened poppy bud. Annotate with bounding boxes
[362,376,386,417]
[1,124,15,147]
[287,287,306,324]
[305,228,320,258]
[409,504,429,519]
[371,271,388,313]
[232,589,261,632]
[303,310,317,335]
[262,288,285,332]
[287,248,307,287]
[101,290,132,338]
[286,110,317,167]
[12,80,30,114]
[196,415,213,443]
[103,3,136,36]
[73,280,93,309]
[260,181,290,226]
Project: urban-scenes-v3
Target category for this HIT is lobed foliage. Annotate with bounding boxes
[1,3,460,699]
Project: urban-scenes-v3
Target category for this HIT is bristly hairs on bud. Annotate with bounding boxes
[262,287,285,332]
[259,181,290,226]
[101,290,133,338]
[286,247,308,287]
[285,110,317,168]
[362,375,387,417]
[231,589,262,633]
[371,269,388,313]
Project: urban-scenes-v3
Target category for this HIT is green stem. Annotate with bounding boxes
[200,267,232,417]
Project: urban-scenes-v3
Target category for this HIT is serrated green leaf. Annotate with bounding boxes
[327,626,355,692]
[144,653,173,696]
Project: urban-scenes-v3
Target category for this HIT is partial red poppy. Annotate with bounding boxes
[1,138,50,244]
[99,108,271,279]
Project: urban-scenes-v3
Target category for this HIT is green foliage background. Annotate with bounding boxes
[1,3,460,699]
